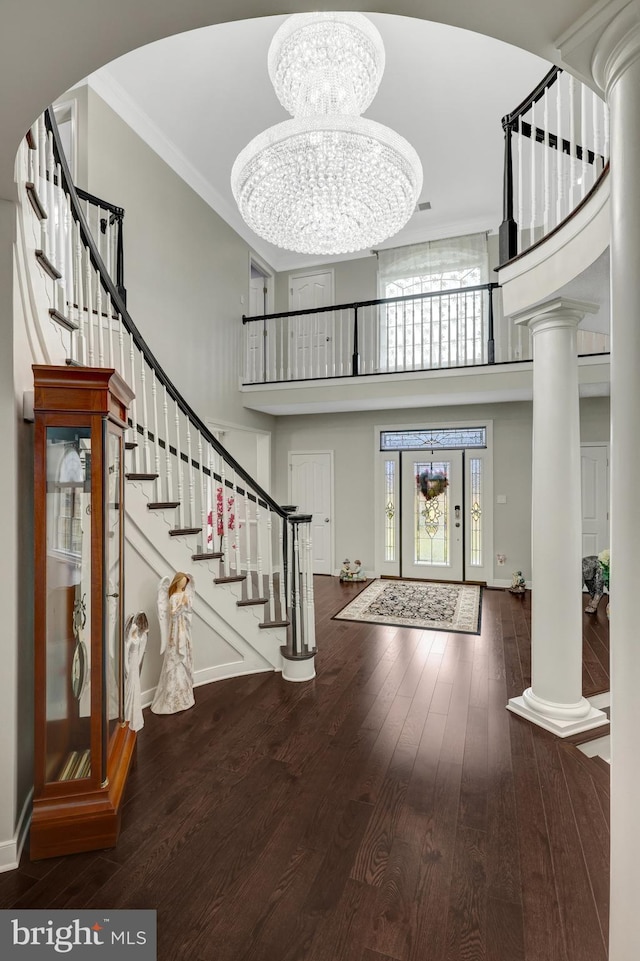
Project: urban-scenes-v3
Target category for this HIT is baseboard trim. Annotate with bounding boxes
[0,789,33,873]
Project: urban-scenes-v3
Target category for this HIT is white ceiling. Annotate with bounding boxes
[89,14,550,273]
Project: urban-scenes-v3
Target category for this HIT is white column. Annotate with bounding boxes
[507,297,607,736]
[591,7,640,959]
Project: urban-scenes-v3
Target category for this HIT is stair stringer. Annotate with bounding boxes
[125,480,285,706]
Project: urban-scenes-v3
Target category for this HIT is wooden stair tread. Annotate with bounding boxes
[49,307,78,332]
[126,472,159,481]
[565,722,611,745]
[169,527,201,536]
[125,441,138,450]
[26,182,47,220]
[259,620,290,629]
[191,552,223,561]
[35,249,61,280]
[214,575,246,584]
[148,501,180,510]
[236,597,269,607]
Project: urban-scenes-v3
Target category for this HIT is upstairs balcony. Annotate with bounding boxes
[241,65,611,417]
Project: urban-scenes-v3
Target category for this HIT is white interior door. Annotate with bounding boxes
[289,270,334,379]
[401,450,464,581]
[581,445,609,555]
[288,451,333,575]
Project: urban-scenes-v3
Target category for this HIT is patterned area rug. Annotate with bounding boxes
[333,579,482,634]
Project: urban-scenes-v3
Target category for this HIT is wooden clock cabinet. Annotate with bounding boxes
[31,365,136,859]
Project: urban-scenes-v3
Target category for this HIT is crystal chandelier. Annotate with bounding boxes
[231,12,423,256]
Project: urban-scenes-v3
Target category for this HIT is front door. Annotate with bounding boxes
[581,444,609,555]
[401,450,464,581]
[288,450,333,575]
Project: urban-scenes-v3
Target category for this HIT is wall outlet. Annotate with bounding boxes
[497,554,506,566]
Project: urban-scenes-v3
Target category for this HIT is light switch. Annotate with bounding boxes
[496,494,507,504]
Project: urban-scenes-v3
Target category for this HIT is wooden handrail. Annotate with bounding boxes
[44,107,288,520]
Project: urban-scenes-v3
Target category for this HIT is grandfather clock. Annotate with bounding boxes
[31,365,136,859]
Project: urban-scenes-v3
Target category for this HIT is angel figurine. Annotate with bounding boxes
[151,572,195,715]
[124,612,149,731]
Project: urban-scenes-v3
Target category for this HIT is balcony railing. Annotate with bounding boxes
[242,283,500,384]
[499,66,609,263]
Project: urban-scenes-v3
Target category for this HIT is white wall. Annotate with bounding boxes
[83,87,276,438]
[273,396,610,583]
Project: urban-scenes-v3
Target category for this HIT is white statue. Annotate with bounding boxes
[124,612,149,732]
[151,572,195,715]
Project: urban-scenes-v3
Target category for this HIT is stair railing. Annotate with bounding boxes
[26,107,316,666]
[242,282,499,384]
[499,66,609,264]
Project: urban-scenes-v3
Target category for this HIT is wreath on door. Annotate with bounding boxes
[416,468,449,501]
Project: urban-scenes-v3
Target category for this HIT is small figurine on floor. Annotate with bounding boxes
[124,611,149,731]
[509,570,526,594]
[340,558,365,582]
[151,572,195,715]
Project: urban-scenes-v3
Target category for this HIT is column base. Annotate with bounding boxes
[280,649,316,682]
[507,688,608,737]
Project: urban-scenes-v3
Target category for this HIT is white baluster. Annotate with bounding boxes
[186,419,195,529]
[277,515,287,625]
[220,463,230,577]
[556,81,564,228]
[37,118,49,254]
[117,314,125,379]
[266,509,275,623]
[198,434,207,553]
[569,74,578,210]
[543,90,551,234]
[243,484,253,598]
[603,102,610,163]
[205,446,214,555]
[255,497,264,607]
[105,289,114,368]
[128,334,138,468]
[85,246,94,365]
[56,163,65,281]
[75,222,86,364]
[592,88,602,179]
[580,81,588,201]
[529,99,537,247]
[140,350,150,474]
[96,273,104,366]
[174,403,183,528]
[517,118,524,251]
[46,132,56,267]
[151,370,161,503]
[163,386,173,503]
[232,472,243,579]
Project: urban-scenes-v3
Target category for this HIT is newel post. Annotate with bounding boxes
[281,513,316,682]
[499,117,518,263]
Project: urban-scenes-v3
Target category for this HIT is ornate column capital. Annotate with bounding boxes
[511,297,599,334]
[557,0,640,94]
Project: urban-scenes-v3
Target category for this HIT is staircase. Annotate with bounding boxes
[18,109,317,692]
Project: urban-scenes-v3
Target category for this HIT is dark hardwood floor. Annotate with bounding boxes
[1,579,611,961]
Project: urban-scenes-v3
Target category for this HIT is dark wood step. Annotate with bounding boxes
[169,527,201,537]
[259,619,290,629]
[236,597,268,608]
[191,552,223,561]
[125,441,138,450]
[148,501,180,510]
[48,307,77,332]
[126,473,159,481]
[565,722,610,746]
[26,182,47,220]
[214,575,246,584]
[35,249,61,280]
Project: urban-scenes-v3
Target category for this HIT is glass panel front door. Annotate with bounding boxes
[401,450,464,580]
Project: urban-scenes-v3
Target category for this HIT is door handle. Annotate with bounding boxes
[324,517,330,523]
[454,504,461,528]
